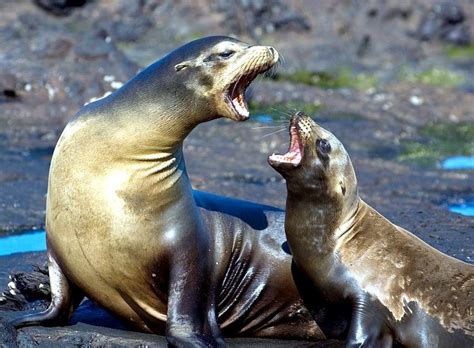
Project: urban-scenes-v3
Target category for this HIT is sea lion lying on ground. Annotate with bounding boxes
[12,37,336,347]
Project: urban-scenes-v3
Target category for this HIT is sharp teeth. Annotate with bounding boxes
[232,97,249,117]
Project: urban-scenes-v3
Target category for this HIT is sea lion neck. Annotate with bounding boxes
[106,64,209,150]
[285,194,341,255]
[285,184,360,253]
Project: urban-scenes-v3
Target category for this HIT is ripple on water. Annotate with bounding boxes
[0,230,46,256]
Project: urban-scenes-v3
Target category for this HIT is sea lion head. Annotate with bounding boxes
[170,36,279,121]
[268,112,357,205]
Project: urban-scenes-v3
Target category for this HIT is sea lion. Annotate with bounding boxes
[269,112,474,347]
[11,37,330,347]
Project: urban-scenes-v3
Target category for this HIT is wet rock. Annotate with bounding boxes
[417,2,471,45]
[33,0,90,16]
[0,265,50,311]
[9,265,50,302]
[215,0,310,37]
[0,253,48,311]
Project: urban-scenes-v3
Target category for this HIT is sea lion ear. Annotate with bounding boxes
[339,180,346,196]
[174,61,191,72]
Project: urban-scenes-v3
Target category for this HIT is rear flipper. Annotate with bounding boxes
[11,251,83,328]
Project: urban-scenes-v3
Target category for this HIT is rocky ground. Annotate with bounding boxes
[0,0,473,346]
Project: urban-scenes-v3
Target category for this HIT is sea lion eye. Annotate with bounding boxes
[218,50,235,58]
[317,139,331,155]
[203,50,235,62]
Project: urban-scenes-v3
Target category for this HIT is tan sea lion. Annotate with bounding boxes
[269,112,474,347]
[11,37,333,347]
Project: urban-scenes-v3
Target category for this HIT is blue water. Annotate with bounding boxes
[449,201,474,217]
[441,156,474,170]
[0,230,46,256]
[255,114,274,123]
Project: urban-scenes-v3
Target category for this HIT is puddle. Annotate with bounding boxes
[448,200,474,217]
[441,156,474,170]
[254,114,274,123]
[0,230,46,256]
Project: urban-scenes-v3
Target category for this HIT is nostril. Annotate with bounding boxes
[268,47,276,57]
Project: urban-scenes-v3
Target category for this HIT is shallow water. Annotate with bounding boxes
[448,200,474,217]
[441,156,474,170]
[0,230,46,256]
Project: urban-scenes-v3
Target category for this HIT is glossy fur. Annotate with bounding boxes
[11,37,330,347]
[270,112,474,348]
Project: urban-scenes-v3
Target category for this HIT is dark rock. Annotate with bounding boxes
[9,265,50,303]
[0,74,20,102]
[441,23,471,45]
[0,275,49,309]
[16,13,44,32]
[356,34,371,57]
[33,0,89,16]
[382,6,412,21]
[367,8,378,18]
[0,317,17,347]
[0,253,48,311]
[74,32,113,60]
[31,37,72,59]
[432,2,465,24]
[110,17,152,42]
[416,2,471,45]
[215,0,310,37]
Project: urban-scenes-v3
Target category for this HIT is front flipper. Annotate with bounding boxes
[11,251,83,328]
[165,243,224,348]
[346,294,394,348]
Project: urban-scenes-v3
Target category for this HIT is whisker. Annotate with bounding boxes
[270,107,292,117]
[261,127,288,138]
[251,125,286,129]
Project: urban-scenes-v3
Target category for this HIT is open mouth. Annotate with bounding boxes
[268,116,304,168]
[225,71,259,120]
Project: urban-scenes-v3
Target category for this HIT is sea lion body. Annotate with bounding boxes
[13,37,327,346]
[269,113,474,347]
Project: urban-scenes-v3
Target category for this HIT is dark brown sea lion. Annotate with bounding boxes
[269,112,474,347]
[11,37,329,347]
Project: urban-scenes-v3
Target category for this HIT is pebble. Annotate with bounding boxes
[110,81,124,89]
[409,95,423,106]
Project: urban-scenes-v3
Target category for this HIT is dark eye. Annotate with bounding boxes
[203,50,235,62]
[219,50,235,58]
[317,139,331,155]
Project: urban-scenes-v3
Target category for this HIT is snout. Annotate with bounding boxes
[267,46,279,62]
[248,45,279,64]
